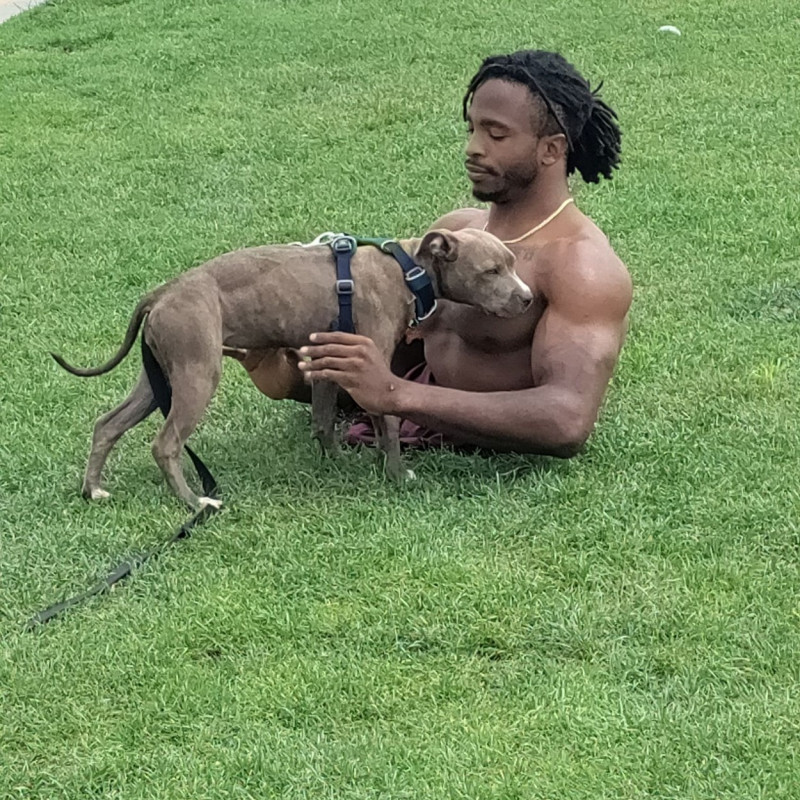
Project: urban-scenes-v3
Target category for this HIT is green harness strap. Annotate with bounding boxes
[352,236,394,251]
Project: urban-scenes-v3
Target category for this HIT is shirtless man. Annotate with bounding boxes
[245,50,632,456]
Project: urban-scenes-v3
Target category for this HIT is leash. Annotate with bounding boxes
[25,338,220,630]
[24,504,217,630]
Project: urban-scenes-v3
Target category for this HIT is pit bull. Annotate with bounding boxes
[52,228,531,509]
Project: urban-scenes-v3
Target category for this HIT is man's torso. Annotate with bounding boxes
[419,205,621,392]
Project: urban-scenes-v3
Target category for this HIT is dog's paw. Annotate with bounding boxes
[405,469,417,481]
[88,488,111,501]
[198,496,223,510]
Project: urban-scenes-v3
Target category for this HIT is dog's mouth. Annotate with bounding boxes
[484,294,532,318]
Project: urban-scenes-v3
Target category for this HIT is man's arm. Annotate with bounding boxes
[380,241,628,453]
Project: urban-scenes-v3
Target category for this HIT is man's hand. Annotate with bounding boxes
[298,332,401,415]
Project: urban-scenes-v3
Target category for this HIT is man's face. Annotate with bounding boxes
[465,78,541,203]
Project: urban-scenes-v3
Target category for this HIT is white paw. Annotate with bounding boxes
[199,496,223,510]
[405,469,417,481]
[90,488,111,501]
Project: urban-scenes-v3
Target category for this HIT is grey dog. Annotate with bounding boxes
[53,229,531,510]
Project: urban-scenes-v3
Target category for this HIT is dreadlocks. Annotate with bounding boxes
[463,50,621,183]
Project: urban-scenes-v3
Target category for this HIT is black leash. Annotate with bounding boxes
[25,337,220,630]
[24,504,217,630]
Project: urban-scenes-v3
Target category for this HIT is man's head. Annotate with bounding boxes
[462,50,621,202]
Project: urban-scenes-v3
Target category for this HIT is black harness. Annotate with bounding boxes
[328,234,437,333]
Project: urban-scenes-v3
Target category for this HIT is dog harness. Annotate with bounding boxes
[292,232,438,333]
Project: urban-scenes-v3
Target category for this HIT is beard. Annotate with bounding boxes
[471,161,539,203]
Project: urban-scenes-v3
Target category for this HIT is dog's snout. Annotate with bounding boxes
[513,277,533,307]
[513,292,532,314]
[501,278,532,316]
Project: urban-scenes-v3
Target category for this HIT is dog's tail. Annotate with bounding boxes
[51,292,158,377]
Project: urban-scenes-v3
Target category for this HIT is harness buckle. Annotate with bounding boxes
[331,235,356,254]
[403,265,427,284]
[416,299,438,320]
[335,279,354,295]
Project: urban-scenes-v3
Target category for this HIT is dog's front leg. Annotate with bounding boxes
[311,379,339,456]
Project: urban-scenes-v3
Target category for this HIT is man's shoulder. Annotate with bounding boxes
[427,207,488,233]
[538,231,632,318]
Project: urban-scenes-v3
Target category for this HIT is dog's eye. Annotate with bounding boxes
[486,267,500,275]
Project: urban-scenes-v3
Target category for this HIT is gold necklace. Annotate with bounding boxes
[482,197,575,244]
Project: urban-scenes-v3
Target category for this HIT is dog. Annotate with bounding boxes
[52,228,532,509]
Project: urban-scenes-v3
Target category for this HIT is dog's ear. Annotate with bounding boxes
[416,230,459,263]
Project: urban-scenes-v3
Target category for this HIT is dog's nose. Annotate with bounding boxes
[517,290,533,308]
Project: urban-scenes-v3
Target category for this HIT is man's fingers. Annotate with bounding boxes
[299,344,362,361]
[308,331,370,346]
[299,356,355,372]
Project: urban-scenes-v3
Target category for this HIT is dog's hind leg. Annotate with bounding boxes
[82,368,158,500]
[370,413,410,482]
[311,379,340,456]
[150,362,222,511]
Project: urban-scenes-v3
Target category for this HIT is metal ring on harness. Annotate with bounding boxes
[331,234,357,254]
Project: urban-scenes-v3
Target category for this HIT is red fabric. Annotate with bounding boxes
[343,362,447,449]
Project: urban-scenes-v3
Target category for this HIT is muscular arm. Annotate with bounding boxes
[396,320,625,455]
[395,241,631,454]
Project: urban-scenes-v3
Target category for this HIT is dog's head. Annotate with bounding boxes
[414,228,532,317]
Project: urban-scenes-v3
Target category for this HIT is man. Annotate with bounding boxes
[244,50,632,456]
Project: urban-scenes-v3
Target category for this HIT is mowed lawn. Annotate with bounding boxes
[1,0,799,797]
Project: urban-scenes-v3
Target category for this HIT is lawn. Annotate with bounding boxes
[1,0,799,797]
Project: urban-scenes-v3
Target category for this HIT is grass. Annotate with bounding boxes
[1,0,800,797]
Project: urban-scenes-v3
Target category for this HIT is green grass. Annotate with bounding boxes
[2,0,800,797]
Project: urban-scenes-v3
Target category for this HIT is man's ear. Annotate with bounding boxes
[416,230,459,263]
[540,133,568,167]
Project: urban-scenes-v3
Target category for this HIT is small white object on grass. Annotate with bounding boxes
[658,25,682,35]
